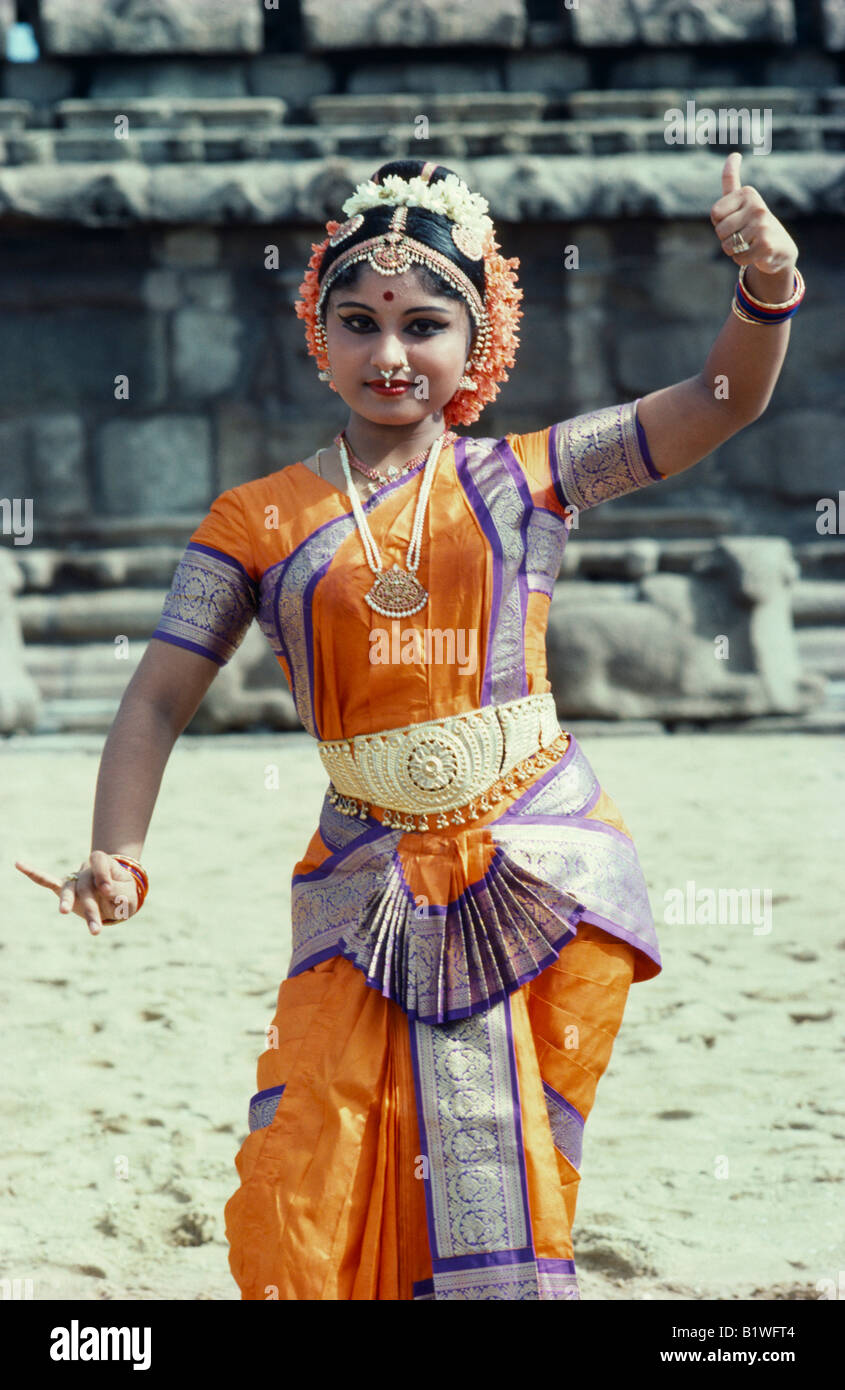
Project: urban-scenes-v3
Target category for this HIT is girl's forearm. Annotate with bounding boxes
[692,290,789,425]
[90,695,179,859]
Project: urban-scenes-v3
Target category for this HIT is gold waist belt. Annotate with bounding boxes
[318,692,565,826]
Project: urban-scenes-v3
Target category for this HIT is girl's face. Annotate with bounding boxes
[323,266,473,425]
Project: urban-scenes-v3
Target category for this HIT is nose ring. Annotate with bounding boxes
[378,362,409,383]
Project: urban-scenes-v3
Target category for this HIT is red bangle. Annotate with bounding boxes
[734,265,805,324]
[111,855,149,911]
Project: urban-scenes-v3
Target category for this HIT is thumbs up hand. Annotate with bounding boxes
[710,152,798,276]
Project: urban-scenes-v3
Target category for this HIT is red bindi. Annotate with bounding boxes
[382,290,394,300]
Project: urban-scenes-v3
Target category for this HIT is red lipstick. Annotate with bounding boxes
[367,381,411,396]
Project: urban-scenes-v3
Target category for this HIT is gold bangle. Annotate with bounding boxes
[738,264,804,312]
[731,298,764,325]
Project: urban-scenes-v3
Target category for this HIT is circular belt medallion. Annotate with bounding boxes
[406,738,459,792]
[359,714,504,813]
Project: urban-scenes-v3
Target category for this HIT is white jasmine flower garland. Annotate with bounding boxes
[341,173,494,246]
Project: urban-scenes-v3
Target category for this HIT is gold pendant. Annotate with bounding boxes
[365,565,428,618]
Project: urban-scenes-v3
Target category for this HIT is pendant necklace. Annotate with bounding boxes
[337,431,447,618]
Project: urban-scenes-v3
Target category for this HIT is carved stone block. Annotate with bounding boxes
[301,0,527,50]
[38,0,263,56]
[547,538,824,720]
[568,0,796,48]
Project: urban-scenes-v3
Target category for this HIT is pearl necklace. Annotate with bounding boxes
[337,431,446,618]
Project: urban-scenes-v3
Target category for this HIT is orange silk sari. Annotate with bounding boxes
[151,398,665,1299]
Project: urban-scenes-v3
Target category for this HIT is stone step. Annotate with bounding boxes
[19,624,843,731]
[579,508,727,539]
[34,697,122,735]
[18,589,166,641]
[791,580,845,625]
[309,93,549,125]
[46,127,328,164]
[56,97,289,131]
[4,128,318,166]
[7,114,845,166]
[14,545,185,592]
[2,150,843,222]
[13,543,845,609]
[0,99,31,132]
[554,580,638,604]
[565,88,825,119]
[7,516,201,547]
[822,88,845,114]
[6,87,845,131]
[23,642,141,699]
[795,628,845,678]
[792,540,845,579]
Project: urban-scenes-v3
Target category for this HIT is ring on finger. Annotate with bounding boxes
[729,230,752,254]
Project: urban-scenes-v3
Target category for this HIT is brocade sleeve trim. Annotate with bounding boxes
[549,398,663,514]
[150,541,258,667]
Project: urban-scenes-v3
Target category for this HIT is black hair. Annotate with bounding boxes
[318,159,485,351]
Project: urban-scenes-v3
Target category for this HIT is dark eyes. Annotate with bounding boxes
[340,315,448,336]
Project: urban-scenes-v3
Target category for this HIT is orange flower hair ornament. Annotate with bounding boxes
[294,171,524,428]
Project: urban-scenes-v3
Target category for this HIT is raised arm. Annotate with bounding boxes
[636,151,800,479]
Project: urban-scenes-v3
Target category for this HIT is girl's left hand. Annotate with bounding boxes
[710,151,799,275]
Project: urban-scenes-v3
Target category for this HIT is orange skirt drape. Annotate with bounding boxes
[224,920,635,1300]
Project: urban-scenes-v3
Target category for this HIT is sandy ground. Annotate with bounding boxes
[1,729,842,1302]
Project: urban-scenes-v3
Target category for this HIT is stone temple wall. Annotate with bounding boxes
[0,0,843,734]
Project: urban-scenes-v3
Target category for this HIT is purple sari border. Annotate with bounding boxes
[291,822,398,884]
[148,630,225,667]
[503,989,535,1242]
[455,435,504,707]
[247,1082,286,1133]
[286,940,349,977]
[506,729,577,809]
[270,567,296,711]
[542,1080,584,1128]
[634,397,663,482]
[302,560,331,740]
[547,423,571,515]
[431,1245,537,1275]
[186,539,258,589]
[575,905,662,973]
[317,806,380,852]
[533,502,570,522]
[407,1017,440,1267]
[495,436,535,699]
[503,811,636,851]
